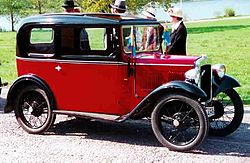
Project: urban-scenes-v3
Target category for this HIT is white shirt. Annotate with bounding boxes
[171,20,182,32]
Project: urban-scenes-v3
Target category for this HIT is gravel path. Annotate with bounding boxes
[0,87,250,162]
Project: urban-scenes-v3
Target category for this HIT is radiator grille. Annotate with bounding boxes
[169,71,185,81]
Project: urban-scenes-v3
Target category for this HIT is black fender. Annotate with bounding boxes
[122,80,207,121]
[0,77,2,95]
[213,75,240,96]
[4,74,55,113]
[153,81,207,99]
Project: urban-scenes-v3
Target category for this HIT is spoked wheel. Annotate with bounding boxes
[151,93,208,152]
[14,85,55,134]
[209,89,243,136]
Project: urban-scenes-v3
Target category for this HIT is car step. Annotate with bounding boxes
[53,110,127,122]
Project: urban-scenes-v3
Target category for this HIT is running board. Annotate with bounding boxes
[53,110,129,122]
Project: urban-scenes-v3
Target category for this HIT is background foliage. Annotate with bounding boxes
[0,0,174,31]
[76,0,172,13]
[0,0,30,31]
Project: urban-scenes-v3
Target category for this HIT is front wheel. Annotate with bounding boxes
[14,85,55,134]
[209,89,243,136]
[151,93,208,152]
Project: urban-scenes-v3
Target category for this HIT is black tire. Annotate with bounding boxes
[14,85,55,134]
[151,93,208,152]
[209,89,243,136]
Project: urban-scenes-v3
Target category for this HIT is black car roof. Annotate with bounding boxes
[18,13,159,30]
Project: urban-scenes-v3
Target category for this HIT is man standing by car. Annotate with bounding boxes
[104,0,127,49]
[62,0,80,13]
[109,0,127,14]
[142,7,164,52]
[141,7,157,50]
[167,7,187,55]
[62,0,89,50]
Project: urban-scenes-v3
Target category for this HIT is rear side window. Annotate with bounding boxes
[28,28,55,58]
[30,28,53,44]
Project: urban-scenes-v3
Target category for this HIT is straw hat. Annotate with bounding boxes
[62,0,77,8]
[109,0,127,11]
[142,7,156,19]
[168,7,183,18]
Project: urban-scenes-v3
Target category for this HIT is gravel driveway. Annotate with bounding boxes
[0,87,250,162]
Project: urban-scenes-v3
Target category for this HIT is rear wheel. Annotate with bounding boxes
[151,93,208,152]
[209,89,243,136]
[14,85,55,134]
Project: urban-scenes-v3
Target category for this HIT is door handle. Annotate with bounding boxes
[55,65,62,72]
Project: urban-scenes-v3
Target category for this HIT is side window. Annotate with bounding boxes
[28,28,54,57]
[85,28,106,50]
[60,27,117,60]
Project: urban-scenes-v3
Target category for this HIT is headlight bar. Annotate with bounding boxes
[212,64,226,78]
[185,56,209,85]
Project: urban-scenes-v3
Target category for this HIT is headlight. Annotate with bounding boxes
[212,64,226,78]
[185,68,200,84]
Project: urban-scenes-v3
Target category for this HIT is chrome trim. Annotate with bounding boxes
[16,57,127,65]
[195,56,211,68]
[136,63,194,67]
[17,57,194,67]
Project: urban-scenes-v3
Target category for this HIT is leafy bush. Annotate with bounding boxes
[224,8,235,17]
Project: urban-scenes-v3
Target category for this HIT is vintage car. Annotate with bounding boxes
[4,13,243,152]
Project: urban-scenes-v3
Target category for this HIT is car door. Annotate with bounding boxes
[52,26,123,115]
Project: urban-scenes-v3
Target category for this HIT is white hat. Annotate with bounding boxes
[168,7,183,18]
[142,7,156,19]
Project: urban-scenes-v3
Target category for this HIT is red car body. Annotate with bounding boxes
[16,54,197,115]
[9,13,199,116]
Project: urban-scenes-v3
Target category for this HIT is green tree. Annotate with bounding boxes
[0,0,30,31]
[29,0,63,14]
[76,0,173,13]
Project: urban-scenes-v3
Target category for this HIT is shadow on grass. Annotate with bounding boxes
[46,117,250,157]
[187,25,250,34]
[243,100,250,105]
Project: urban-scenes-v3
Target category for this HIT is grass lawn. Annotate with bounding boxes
[186,18,250,103]
[0,17,250,103]
[0,32,17,83]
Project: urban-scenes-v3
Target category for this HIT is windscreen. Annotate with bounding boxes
[122,25,160,54]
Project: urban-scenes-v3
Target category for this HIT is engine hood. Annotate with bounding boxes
[134,53,199,66]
